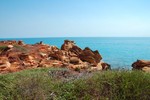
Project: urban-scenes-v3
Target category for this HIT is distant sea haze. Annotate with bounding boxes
[1,37,150,69]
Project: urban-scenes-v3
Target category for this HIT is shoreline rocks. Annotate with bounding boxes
[0,40,110,74]
[132,60,150,72]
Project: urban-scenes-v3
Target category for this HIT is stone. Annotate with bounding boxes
[19,53,33,61]
[61,40,75,51]
[69,46,82,55]
[18,40,25,45]
[79,47,102,66]
[70,57,80,64]
[40,52,47,58]
[39,41,43,44]
[61,40,82,55]
[96,63,103,70]
[8,56,19,63]
[0,57,11,69]
[7,45,13,49]
[0,61,11,69]
[101,62,111,70]
[132,60,150,70]
[49,50,63,61]
[142,67,150,72]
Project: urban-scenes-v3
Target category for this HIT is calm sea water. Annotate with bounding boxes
[1,37,150,69]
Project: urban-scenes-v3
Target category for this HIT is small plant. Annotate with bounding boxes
[0,46,8,53]
[13,45,28,52]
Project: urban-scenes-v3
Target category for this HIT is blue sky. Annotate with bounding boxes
[0,0,150,38]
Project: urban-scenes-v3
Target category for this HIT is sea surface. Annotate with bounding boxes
[0,37,150,69]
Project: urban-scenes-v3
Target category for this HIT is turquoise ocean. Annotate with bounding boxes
[0,37,150,69]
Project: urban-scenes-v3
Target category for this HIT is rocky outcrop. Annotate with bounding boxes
[79,47,102,66]
[0,57,11,69]
[132,60,150,72]
[61,40,82,55]
[61,40,102,66]
[18,40,25,45]
[0,40,110,74]
[61,40,75,51]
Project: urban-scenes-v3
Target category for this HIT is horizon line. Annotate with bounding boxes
[0,36,150,39]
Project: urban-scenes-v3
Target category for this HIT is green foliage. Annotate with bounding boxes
[0,46,8,53]
[13,45,28,52]
[0,46,7,50]
[0,68,150,100]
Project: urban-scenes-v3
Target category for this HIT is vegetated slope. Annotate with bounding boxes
[0,68,150,100]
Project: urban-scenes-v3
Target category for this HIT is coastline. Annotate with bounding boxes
[1,37,150,69]
[0,40,110,74]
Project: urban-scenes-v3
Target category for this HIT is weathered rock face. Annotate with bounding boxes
[132,60,150,72]
[18,40,25,45]
[61,40,75,51]
[61,40,102,66]
[70,57,80,64]
[0,40,110,74]
[19,53,33,61]
[0,57,11,72]
[101,62,111,70]
[49,50,64,61]
[61,40,82,55]
[79,47,102,66]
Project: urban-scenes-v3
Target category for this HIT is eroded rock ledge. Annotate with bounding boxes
[0,40,110,74]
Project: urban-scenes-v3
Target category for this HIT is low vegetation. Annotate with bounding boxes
[0,68,150,100]
[0,46,8,53]
[13,45,28,52]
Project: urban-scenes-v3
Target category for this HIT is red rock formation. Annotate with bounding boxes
[61,40,82,55]
[0,40,110,74]
[61,40,75,51]
[132,60,150,72]
[18,40,25,45]
[0,57,11,69]
[61,40,102,65]
[70,57,80,64]
[79,47,102,66]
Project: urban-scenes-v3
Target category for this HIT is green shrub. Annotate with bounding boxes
[54,70,150,100]
[0,68,150,100]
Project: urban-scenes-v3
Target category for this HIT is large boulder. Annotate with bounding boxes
[79,47,102,66]
[132,60,150,72]
[101,62,111,70]
[91,62,111,71]
[70,57,80,64]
